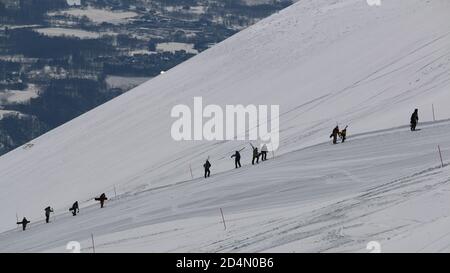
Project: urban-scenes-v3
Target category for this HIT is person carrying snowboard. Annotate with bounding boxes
[339,126,348,143]
[17,217,30,231]
[261,144,268,161]
[330,126,340,144]
[231,150,241,169]
[250,144,260,165]
[69,201,79,216]
[95,193,108,208]
[44,206,54,223]
[203,159,211,178]
[410,109,419,131]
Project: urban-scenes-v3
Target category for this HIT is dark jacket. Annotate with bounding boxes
[204,160,211,170]
[70,201,79,212]
[95,193,108,202]
[45,206,53,216]
[330,126,339,138]
[231,151,241,160]
[411,110,419,124]
[17,217,30,230]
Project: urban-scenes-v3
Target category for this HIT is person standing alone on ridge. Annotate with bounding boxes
[204,159,211,178]
[410,109,419,131]
[44,206,54,223]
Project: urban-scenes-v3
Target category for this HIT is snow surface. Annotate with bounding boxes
[1,0,450,252]
[156,42,199,54]
[0,84,39,104]
[55,8,138,25]
[34,28,101,39]
[2,120,450,252]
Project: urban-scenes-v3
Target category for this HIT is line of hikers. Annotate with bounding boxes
[203,143,270,178]
[16,109,421,230]
[204,108,420,178]
[16,193,108,231]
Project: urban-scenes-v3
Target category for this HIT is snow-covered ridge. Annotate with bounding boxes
[0,0,450,247]
[2,119,450,252]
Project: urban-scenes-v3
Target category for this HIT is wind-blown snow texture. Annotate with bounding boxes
[1,0,450,252]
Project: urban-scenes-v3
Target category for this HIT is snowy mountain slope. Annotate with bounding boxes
[1,0,450,237]
[1,120,450,252]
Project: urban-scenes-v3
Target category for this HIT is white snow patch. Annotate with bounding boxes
[105,76,152,91]
[55,8,138,25]
[34,28,101,39]
[0,84,39,104]
[156,42,198,54]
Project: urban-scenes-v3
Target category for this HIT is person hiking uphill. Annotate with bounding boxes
[17,217,30,231]
[330,126,340,144]
[231,150,242,169]
[95,193,108,208]
[339,126,348,143]
[261,144,268,161]
[250,144,260,165]
[69,201,79,216]
[44,206,54,223]
[203,159,211,178]
[410,109,419,131]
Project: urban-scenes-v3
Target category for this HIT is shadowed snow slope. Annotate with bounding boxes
[1,0,450,239]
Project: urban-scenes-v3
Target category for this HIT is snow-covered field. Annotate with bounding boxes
[34,28,101,39]
[52,8,138,25]
[1,0,450,252]
[105,76,152,91]
[156,42,199,54]
[0,84,39,105]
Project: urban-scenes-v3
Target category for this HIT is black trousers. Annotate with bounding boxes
[235,159,241,168]
[252,156,259,165]
[411,122,417,131]
[261,152,267,161]
[46,214,50,223]
[204,169,210,178]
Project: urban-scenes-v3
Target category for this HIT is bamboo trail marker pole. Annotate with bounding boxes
[190,164,194,180]
[438,145,444,168]
[432,104,436,122]
[220,208,227,231]
[91,233,96,253]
